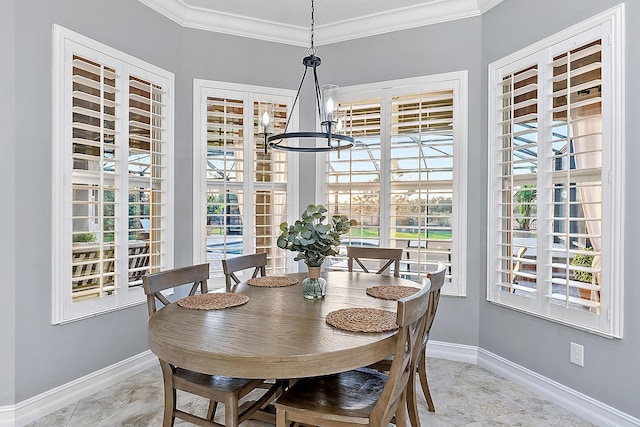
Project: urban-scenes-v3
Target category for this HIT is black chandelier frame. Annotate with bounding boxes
[262,0,354,154]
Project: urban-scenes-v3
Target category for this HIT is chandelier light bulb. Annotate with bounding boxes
[326,98,335,119]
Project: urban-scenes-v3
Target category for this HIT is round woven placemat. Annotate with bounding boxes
[246,276,298,287]
[177,293,249,310]
[366,285,420,300]
[326,308,398,333]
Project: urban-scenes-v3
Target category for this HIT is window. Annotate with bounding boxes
[487,6,624,337]
[320,73,468,296]
[52,26,174,323]
[193,80,297,287]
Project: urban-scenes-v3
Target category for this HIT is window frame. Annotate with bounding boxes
[486,5,625,337]
[316,71,469,296]
[52,25,175,324]
[192,79,299,287]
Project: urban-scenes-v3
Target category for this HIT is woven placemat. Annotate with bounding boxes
[326,308,398,333]
[366,285,420,300]
[177,293,249,310]
[246,276,298,287]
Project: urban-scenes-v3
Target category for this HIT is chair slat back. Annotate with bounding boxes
[424,262,446,339]
[222,253,267,291]
[346,246,403,277]
[371,282,430,425]
[142,263,209,316]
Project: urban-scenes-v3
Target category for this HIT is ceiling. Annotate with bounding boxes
[138,0,503,46]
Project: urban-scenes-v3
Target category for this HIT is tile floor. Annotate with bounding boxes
[25,358,596,426]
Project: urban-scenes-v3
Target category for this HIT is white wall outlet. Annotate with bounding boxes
[570,342,584,367]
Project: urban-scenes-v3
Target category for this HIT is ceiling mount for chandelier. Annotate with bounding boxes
[259,0,354,154]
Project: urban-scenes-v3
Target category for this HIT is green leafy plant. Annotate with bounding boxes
[571,250,594,283]
[514,185,537,231]
[74,233,96,243]
[277,204,357,267]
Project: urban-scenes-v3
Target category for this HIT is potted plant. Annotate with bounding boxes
[570,249,598,300]
[277,204,356,298]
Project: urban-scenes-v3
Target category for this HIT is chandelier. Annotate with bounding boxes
[259,0,354,154]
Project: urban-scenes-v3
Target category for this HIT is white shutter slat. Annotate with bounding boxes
[73,91,118,108]
[551,43,601,67]
[72,58,117,80]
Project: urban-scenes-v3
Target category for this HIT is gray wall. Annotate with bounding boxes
[5,0,638,419]
[1,0,17,407]
[479,0,639,418]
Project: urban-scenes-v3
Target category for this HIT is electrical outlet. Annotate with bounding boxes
[570,342,584,367]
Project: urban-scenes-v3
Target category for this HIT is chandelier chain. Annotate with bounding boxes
[308,0,316,55]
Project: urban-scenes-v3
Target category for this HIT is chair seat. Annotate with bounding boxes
[276,368,386,422]
[173,368,265,397]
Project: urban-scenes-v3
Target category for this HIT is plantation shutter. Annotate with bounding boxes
[488,21,616,333]
[547,40,603,312]
[204,92,292,282]
[206,96,246,278]
[70,55,119,302]
[326,98,383,264]
[389,90,454,283]
[127,74,168,287]
[495,62,539,298]
[253,101,289,274]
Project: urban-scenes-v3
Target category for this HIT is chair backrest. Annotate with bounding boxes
[346,246,403,277]
[423,262,446,340]
[142,263,209,316]
[222,252,267,291]
[371,281,430,425]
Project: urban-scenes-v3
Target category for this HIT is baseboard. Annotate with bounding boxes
[0,350,157,427]
[478,348,640,427]
[427,339,479,364]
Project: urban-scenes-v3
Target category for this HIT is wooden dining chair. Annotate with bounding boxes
[142,263,277,427]
[222,252,267,291]
[275,283,430,427]
[368,262,446,421]
[347,246,404,277]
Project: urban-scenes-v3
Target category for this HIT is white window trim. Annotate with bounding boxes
[52,25,175,324]
[316,71,469,296]
[192,79,299,270]
[486,5,625,338]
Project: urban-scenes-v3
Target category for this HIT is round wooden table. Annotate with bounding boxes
[147,271,421,379]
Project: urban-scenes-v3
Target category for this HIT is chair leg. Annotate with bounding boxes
[159,361,176,427]
[406,366,421,427]
[395,390,409,427]
[276,408,287,427]
[418,347,435,412]
[206,400,218,421]
[224,395,239,427]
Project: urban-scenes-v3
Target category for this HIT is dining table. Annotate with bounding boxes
[147,270,421,381]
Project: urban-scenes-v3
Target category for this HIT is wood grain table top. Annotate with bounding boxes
[147,271,421,379]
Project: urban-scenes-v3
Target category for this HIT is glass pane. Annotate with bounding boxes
[254,190,288,274]
[254,101,288,183]
[71,184,117,301]
[206,189,244,279]
[207,97,244,182]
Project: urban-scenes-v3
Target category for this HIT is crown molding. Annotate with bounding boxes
[138,0,502,46]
